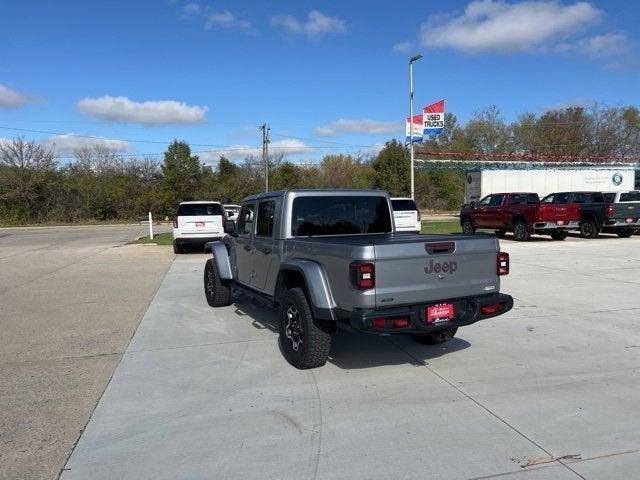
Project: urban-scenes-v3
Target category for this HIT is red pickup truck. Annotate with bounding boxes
[460,192,580,241]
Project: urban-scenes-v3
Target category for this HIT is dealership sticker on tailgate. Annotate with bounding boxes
[427,303,454,324]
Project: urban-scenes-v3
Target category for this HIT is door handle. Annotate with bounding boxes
[243,245,252,252]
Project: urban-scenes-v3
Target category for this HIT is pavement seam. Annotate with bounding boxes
[56,252,176,480]
[126,337,273,354]
[464,461,560,480]
[309,370,323,480]
[386,339,587,480]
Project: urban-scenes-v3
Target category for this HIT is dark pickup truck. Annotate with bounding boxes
[542,191,640,238]
[460,192,580,241]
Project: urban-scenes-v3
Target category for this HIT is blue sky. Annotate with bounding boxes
[1,0,639,164]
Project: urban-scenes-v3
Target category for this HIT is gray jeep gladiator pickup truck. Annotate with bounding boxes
[204,189,513,369]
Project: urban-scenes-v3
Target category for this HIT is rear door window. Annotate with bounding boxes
[291,196,392,236]
[256,201,276,237]
[177,203,223,216]
[238,204,255,235]
[391,199,417,211]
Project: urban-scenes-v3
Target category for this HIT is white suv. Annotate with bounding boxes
[391,197,421,233]
[172,201,225,254]
[223,204,241,222]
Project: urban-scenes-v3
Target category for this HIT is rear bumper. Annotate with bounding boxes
[174,235,225,245]
[533,220,579,231]
[604,219,640,228]
[395,223,422,233]
[334,293,513,334]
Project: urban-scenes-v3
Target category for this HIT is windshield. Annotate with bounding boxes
[291,196,392,236]
[177,203,223,216]
[391,199,417,211]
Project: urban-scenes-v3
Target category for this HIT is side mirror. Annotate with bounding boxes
[470,200,477,209]
[224,220,236,235]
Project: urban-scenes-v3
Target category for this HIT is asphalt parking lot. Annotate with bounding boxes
[0,225,172,480]
[54,233,640,480]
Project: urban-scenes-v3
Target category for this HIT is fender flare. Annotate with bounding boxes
[206,241,232,280]
[276,259,336,311]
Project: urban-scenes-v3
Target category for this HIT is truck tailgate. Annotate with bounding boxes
[373,235,500,307]
[538,204,579,223]
[611,202,640,220]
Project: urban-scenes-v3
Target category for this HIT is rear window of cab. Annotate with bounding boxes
[177,203,223,216]
[391,199,418,211]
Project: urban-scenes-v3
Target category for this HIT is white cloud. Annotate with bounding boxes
[392,41,415,54]
[0,84,35,109]
[199,139,312,164]
[182,2,201,16]
[205,10,252,31]
[420,0,602,54]
[43,134,133,155]
[77,96,208,125]
[179,3,253,32]
[271,10,346,39]
[576,32,630,58]
[314,119,402,137]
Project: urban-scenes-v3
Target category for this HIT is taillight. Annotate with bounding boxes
[606,204,614,218]
[481,302,506,315]
[497,252,509,276]
[417,210,421,222]
[172,217,178,228]
[373,316,410,329]
[350,262,375,289]
[222,215,226,228]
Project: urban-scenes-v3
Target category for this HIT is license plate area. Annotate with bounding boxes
[196,221,205,228]
[626,218,634,224]
[426,303,454,324]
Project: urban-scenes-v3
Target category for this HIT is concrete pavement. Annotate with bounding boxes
[0,225,173,480]
[60,235,640,480]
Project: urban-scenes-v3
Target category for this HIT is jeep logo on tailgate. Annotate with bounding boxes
[424,260,457,275]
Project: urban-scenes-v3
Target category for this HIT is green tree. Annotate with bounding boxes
[464,105,512,155]
[271,161,301,190]
[371,140,409,196]
[161,140,203,210]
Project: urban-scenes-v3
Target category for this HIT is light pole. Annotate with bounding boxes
[409,53,422,200]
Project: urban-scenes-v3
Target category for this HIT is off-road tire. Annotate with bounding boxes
[579,219,599,239]
[550,231,568,241]
[617,228,633,238]
[204,259,232,307]
[513,221,530,241]
[495,229,507,238]
[173,242,183,254]
[412,328,458,345]
[461,218,476,235]
[279,287,332,369]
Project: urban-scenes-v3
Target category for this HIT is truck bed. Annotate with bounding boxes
[285,233,501,310]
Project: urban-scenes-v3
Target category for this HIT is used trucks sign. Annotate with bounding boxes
[423,100,445,136]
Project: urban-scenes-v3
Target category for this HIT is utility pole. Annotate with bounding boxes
[409,54,423,200]
[260,123,270,192]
